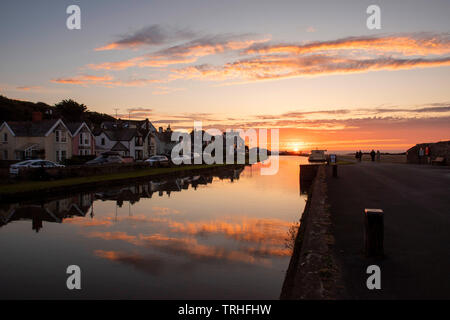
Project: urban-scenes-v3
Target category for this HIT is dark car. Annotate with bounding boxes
[145,155,170,167]
[85,152,124,165]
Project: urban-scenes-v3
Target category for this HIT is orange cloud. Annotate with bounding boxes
[245,33,450,56]
[51,74,163,87]
[87,59,140,71]
[51,74,114,85]
[167,218,292,245]
[15,85,42,91]
[95,43,122,51]
[94,24,195,51]
[89,36,269,71]
[64,216,113,227]
[86,231,138,243]
[172,55,450,83]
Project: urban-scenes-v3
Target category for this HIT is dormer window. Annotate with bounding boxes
[3,133,7,142]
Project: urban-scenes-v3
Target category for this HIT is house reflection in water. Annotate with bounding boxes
[0,193,94,232]
[94,166,244,204]
[0,157,308,299]
[0,166,245,231]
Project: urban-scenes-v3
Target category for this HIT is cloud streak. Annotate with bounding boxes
[56,31,450,88]
[95,24,196,51]
[245,33,450,56]
[89,34,270,71]
[172,55,450,82]
[168,32,450,83]
[51,74,164,87]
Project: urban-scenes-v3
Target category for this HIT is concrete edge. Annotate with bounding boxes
[280,165,343,299]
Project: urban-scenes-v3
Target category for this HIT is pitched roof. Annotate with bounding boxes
[66,122,83,135]
[154,130,174,143]
[5,119,61,137]
[66,122,92,137]
[96,127,148,141]
[101,119,156,131]
[111,141,129,152]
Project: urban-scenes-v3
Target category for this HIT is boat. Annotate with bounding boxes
[308,149,327,162]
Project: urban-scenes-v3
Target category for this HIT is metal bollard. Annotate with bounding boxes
[364,208,384,257]
[332,164,338,177]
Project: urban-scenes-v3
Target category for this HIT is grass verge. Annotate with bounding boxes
[0,164,229,195]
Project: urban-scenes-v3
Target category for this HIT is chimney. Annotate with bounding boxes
[32,111,43,122]
[145,118,149,131]
[159,127,163,133]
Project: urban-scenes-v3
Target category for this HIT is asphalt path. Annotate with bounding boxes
[327,161,450,299]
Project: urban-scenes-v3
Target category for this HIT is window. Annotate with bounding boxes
[56,150,66,162]
[135,150,143,160]
[135,136,143,146]
[3,133,7,142]
[79,149,90,156]
[56,130,67,143]
[101,137,105,145]
[25,148,33,158]
[79,133,90,146]
[3,150,8,159]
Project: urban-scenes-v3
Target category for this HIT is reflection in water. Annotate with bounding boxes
[0,156,308,299]
[0,194,93,232]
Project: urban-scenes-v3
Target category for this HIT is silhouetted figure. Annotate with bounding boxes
[358,150,363,162]
[418,147,424,164]
[376,150,381,162]
[370,150,376,162]
[425,146,431,164]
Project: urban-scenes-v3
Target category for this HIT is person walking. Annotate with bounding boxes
[418,147,424,164]
[425,146,431,164]
[376,150,381,162]
[358,150,362,162]
[370,149,376,162]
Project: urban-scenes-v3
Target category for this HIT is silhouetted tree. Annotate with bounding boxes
[54,99,87,122]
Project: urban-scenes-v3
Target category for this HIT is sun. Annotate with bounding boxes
[288,141,305,152]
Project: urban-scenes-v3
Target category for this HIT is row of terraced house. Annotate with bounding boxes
[0,112,176,162]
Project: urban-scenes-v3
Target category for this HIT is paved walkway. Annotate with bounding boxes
[327,162,450,299]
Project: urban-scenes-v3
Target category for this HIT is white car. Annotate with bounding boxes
[9,159,65,175]
[145,155,169,167]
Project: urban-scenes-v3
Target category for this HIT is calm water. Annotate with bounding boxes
[0,156,308,299]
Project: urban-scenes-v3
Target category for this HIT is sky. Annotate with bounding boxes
[1,0,449,151]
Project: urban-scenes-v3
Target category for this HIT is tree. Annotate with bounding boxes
[54,99,87,122]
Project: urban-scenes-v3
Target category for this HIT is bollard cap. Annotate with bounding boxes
[364,208,383,215]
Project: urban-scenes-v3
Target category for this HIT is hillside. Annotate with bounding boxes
[0,95,115,125]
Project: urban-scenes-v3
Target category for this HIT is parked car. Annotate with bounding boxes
[145,155,170,167]
[9,159,65,175]
[85,152,124,165]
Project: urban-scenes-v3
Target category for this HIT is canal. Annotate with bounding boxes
[0,156,309,299]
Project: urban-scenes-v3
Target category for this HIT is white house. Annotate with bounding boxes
[94,127,153,160]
